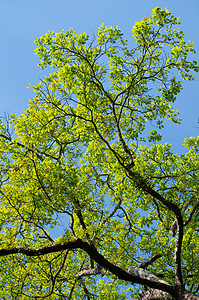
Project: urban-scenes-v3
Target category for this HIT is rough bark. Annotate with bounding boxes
[127,267,199,300]
[131,288,199,300]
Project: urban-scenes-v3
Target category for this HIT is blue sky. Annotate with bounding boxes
[0,0,198,152]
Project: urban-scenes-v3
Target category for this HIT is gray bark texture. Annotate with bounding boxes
[127,267,199,300]
[133,289,199,300]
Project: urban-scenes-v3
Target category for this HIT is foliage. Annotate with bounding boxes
[0,7,199,299]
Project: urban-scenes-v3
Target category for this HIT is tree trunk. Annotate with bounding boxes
[127,267,199,300]
[130,288,199,300]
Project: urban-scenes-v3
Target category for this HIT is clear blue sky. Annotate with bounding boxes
[0,0,198,152]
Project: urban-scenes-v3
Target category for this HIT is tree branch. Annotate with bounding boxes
[126,168,184,286]
[184,200,199,226]
[139,254,162,269]
[0,238,176,296]
[76,264,104,278]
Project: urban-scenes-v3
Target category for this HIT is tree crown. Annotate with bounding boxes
[0,7,199,299]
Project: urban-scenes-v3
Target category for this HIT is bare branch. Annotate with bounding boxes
[139,254,162,269]
[76,264,104,278]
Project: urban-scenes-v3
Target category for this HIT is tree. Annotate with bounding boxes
[0,7,198,299]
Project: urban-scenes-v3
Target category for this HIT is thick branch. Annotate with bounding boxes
[127,267,169,286]
[127,168,184,286]
[0,238,176,296]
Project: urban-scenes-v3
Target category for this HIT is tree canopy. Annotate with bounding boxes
[0,7,199,300]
